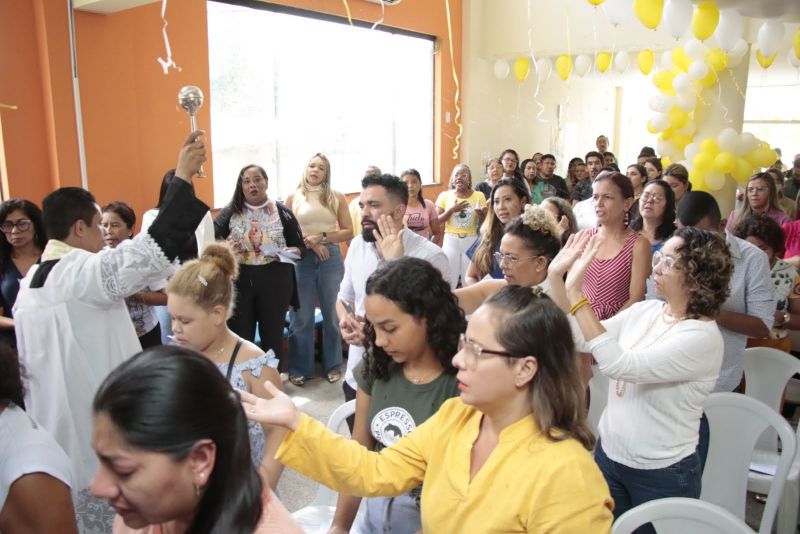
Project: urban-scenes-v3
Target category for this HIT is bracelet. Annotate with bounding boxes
[569,297,590,315]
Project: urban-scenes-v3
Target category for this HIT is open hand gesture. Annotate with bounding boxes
[240,381,301,431]
[374,214,404,260]
[563,232,602,301]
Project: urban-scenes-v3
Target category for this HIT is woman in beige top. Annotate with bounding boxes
[286,154,353,386]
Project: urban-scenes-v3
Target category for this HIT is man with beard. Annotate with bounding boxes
[336,174,452,415]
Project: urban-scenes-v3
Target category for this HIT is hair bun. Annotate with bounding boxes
[200,242,239,280]
[521,204,559,239]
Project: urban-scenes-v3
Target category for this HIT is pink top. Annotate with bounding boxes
[784,221,800,258]
[404,199,438,238]
[112,489,301,534]
[582,229,639,321]
[726,207,791,232]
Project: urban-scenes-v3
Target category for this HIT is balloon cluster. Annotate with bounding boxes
[684,130,777,192]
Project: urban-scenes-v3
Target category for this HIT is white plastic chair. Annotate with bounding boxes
[291,399,362,533]
[701,392,796,534]
[744,347,800,534]
[612,497,755,534]
[587,364,609,437]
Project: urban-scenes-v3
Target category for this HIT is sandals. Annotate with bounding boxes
[288,375,305,387]
[326,370,342,384]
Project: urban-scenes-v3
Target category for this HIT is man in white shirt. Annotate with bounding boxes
[337,174,453,411]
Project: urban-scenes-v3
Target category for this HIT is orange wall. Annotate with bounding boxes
[1,0,461,221]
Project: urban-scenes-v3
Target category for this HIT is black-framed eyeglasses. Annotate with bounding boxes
[0,219,32,233]
[458,333,519,366]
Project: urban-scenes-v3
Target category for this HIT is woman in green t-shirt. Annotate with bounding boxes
[328,257,465,534]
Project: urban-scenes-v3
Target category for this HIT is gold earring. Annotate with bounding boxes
[194,483,201,497]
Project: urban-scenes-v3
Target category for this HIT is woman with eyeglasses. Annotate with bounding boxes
[499,148,523,181]
[214,164,304,369]
[242,285,613,533]
[436,164,487,287]
[464,179,530,286]
[0,200,45,348]
[629,180,677,254]
[548,227,732,523]
[328,257,463,534]
[580,172,652,320]
[726,172,791,233]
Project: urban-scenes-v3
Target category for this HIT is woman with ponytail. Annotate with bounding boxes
[90,346,301,533]
[165,243,286,490]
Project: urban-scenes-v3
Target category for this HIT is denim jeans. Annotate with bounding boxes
[288,243,344,378]
[594,439,702,533]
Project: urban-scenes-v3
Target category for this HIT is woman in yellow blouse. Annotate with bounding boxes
[241,285,613,533]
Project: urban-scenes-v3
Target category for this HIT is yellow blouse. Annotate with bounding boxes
[277,398,613,533]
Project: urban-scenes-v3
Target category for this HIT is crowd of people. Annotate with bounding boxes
[1,128,799,533]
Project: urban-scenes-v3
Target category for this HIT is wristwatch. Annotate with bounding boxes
[322,232,328,243]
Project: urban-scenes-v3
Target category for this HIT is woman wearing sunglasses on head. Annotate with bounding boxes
[242,285,613,533]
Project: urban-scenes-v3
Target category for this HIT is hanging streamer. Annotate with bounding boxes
[444,0,462,160]
[0,104,18,111]
[725,68,746,101]
[156,0,181,74]
[526,0,547,123]
[371,0,385,30]
[341,0,353,26]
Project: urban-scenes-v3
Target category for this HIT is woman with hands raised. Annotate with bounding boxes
[547,228,733,523]
[242,284,613,533]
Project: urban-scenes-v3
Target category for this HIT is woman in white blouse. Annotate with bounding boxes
[548,226,733,523]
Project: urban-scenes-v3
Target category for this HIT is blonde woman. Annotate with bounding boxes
[726,172,791,232]
[286,154,353,386]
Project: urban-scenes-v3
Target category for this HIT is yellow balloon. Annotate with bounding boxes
[633,0,664,30]
[795,28,800,60]
[691,1,720,41]
[705,49,728,72]
[700,139,719,157]
[756,50,776,69]
[672,133,692,150]
[661,156,673,168]
[713,152,736,174]
[646,120,659,134]
[690,172,707,192]
[733,158,752,182]
[693,153,713,173]
[706,171,726,191]
[596,52,612,73]
[513,57,531,82]
[672,47,692,72]
[668,107,688,129]
[637,49,655,75]
[653,69,676,95]
[588,0,605,5]
[556,55,573,81]
[661,127,675,140]
[699,68,718,88]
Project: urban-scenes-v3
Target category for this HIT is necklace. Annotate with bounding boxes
[615,307,686,397]
[404,367,441,385]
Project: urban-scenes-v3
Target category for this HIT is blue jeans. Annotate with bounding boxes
[594,440,702,533]
[288,244,344,378]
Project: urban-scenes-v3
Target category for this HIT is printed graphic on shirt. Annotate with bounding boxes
[371,407,417,447]
[450,203,476,230]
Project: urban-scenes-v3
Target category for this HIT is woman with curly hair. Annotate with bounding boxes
[327,257,464,534]
[0,199,45,348]
[549,226,733,522]
[726,172,791,232]
[733,214,800,352]
[464,178,530,285]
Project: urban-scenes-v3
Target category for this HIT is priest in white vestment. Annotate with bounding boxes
[13,132,208,532]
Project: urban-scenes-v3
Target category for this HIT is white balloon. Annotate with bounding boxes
[657,140,678,159]
[789,49,800,69]
[685,39,708,61]
[688,60,709,80]
[648,95,675,113]
[664,0,692,40]
[604,0,630,26]
[717,127,739,153]
[726,39,749,68]
[715,9,743,52]
[651,113,670,132]
[685,142,701,161]
[536,58,552,81]
[737,132,759,156]
[574,54,592,76]
[493,59,510,80]
[678,120,696,136]
[660,51,675,71]
[676,92,696,112]
[614,51,630,73]
[758,20,785,58]
[673,72,691,93]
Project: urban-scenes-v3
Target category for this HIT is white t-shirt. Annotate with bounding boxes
[0,404,73,510]
[573,197,597,230]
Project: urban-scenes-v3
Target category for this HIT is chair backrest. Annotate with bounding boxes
[701,392,796,534]
[743,347,800,452]
[587,365,609,437]
[612,497,755,534]
[311,399,357,507]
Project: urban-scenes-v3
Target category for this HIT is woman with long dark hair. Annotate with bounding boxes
[401,169,442,245]
[629,180,677,253]
[329,257,464,534]
[90,346,300,533]
[214,164,305,367]
[243,286,613,532]
[0,199,45,347]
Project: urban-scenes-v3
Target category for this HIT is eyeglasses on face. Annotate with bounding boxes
[0,219,32,233]
[493,251,539,267]
[746,186,768,194]
[641,192,665,203]
[458,333,519,366]
[652,251,677,270]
